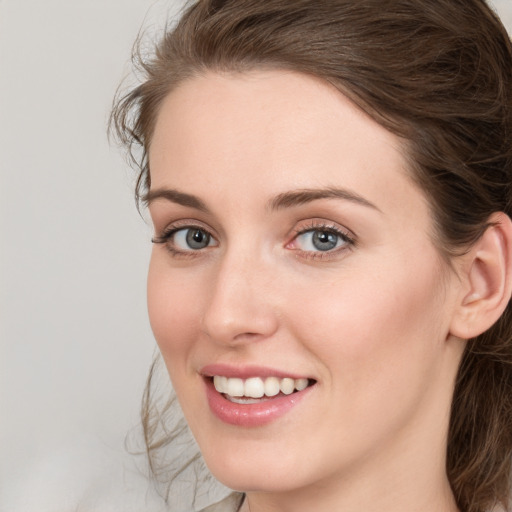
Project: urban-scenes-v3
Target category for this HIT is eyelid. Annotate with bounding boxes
[151,220,218,258]
[152,219,217,242]
[286,219,357,259]
[290,218,356,241]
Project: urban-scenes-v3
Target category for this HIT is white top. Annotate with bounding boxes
[200,493,243,512]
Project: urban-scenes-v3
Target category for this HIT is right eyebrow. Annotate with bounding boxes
[268,187,381,213]
[143,188,210,213]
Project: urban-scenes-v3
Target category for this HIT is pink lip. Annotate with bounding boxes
[200,363,311,380]
[201,368,315,427]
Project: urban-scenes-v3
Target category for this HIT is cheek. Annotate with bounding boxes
[276,256,451,464]
[289,252,448,400]
[147,253,204,374]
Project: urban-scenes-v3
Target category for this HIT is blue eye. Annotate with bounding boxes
[294,229,349,252]
[152,226,216,253]
[173,227,214,250]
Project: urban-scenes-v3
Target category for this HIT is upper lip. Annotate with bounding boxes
[200,363,313,381]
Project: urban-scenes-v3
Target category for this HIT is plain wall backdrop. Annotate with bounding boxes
[1,1,512,511]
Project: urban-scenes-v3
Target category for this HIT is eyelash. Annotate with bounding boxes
[152,223,215,259]
[289,222,356,261]
[152,221,356,260]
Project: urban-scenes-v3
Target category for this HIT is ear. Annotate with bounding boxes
[450,212,512,340]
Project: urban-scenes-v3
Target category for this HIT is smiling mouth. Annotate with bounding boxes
[211,375,316,404]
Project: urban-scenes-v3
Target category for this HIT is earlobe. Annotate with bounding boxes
[450,212,512,340]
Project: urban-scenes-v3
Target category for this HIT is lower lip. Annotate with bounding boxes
[204,378,314,427]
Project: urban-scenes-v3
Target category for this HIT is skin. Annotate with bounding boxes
[147,70,467,512]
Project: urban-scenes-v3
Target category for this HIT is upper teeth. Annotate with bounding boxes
[213,376,309,398]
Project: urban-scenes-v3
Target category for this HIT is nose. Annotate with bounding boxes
[201,250,279,347]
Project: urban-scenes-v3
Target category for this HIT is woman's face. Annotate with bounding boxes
[147,70,465,496]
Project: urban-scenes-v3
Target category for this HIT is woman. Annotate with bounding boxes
[110,1,512,511]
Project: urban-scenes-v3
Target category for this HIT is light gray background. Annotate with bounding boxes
[1,1,512,511]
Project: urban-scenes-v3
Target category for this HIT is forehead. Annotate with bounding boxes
[149,69,427,219]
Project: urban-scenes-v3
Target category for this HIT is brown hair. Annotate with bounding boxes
[110,1,512,511]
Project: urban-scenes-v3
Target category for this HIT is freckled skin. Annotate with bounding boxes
[147,70,464,512]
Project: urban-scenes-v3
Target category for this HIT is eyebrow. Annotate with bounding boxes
[144,188,210,212]
[144,186,381,213]
[268,187,381,212]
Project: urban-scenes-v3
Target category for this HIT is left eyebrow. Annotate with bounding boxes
[268,187,382,213]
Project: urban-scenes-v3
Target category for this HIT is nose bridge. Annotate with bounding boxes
[201,241,278,345]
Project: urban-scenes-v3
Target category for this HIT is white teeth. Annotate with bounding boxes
[264,377,280,397]
[295,378,308,391]
[213,376,228,394]
[226,377,244,397]
[280,378,295,395]
[245,377,265,398]
[226,396,264,404]
[213,375,311,398]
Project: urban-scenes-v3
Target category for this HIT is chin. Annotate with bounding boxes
[209,465,300,493]
[199,440,317,493]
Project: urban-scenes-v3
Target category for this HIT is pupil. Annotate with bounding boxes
[312,231,337,251]
[186,229,209,249]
